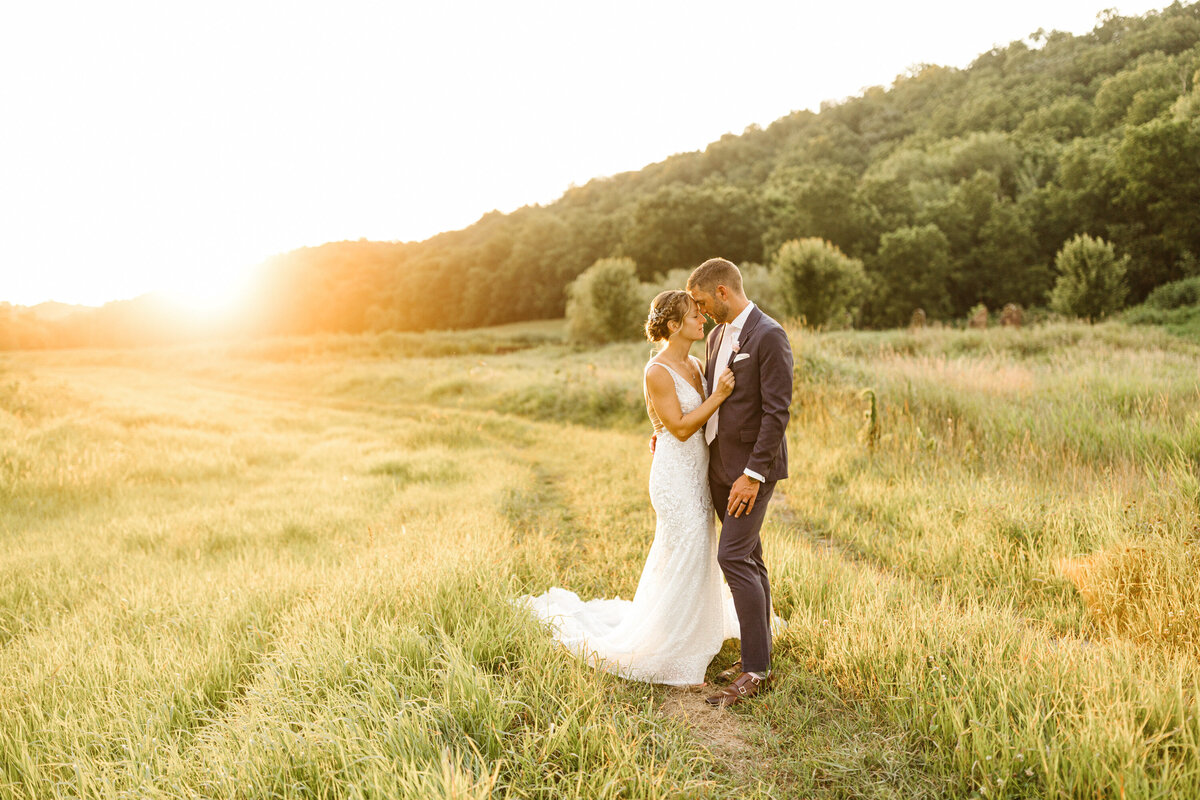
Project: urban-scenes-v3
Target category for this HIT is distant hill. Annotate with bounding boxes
[0,294,221,350]
[26,301,93,321]
[5,2,1200,349]
[243,2,1199,335]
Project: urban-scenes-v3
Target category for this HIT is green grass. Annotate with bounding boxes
[2,319,1200,798]
[1125,303,1200,343]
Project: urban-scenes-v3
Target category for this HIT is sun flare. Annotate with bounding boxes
[159,269,256,320]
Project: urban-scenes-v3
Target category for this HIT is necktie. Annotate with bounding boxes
[705,324,736,444]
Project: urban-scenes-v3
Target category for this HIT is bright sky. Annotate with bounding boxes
[0,0,1169,309]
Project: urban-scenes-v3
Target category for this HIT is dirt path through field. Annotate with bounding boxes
[660,686,765,779]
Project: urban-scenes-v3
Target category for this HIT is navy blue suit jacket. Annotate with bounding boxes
[704,306,793,484]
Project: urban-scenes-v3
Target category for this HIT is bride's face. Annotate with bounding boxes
[674,301,707,342]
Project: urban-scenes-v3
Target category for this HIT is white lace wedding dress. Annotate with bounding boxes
[519,356,740,686]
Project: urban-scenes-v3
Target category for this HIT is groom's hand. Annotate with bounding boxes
[727,474,760,517]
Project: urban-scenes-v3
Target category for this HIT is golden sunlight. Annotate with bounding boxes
[160,268,256,320]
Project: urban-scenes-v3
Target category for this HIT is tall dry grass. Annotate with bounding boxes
[3,318,1200,797]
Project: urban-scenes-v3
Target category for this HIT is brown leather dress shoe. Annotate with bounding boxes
[705,672,772,708]
[715,660,742,683]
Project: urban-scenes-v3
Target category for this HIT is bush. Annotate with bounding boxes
[771,238,869,327]
[1144,275,1200,310]
[1124,303,1200,342]
[1049,234,1130,321]
[565,258,645,344]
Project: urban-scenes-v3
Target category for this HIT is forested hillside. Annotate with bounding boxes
[5,2,1200,346]
[253,3,1200,333]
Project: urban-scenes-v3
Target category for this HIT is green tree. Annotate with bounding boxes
[919,171,1047,311]
[1017,95,1093,141]
[760,165,870,258]
[1049,234,1130,320]
[619,181,763,279]
[1092,52,1185,131]
[770,238,869,327]
[1173,66,1200,120]
[565,258,644,344]
[1112,117,1200,297]
[868,224,953,327]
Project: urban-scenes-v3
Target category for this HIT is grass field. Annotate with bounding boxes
[2,319,1200,799]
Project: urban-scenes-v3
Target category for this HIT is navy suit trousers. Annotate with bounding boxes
[709,436,775,674]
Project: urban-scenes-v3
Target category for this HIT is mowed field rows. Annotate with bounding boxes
[2,321,1200,799]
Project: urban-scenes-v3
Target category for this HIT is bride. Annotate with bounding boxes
[519,290,740,686]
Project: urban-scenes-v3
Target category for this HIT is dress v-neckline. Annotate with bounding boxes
[652,358,705,399]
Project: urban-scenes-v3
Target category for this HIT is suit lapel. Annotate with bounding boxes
[738,306,764,346]
[706,325,724,390]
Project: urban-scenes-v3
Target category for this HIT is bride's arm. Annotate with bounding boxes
[645,367,735,442]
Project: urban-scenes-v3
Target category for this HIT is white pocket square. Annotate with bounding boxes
[732,353,750,363]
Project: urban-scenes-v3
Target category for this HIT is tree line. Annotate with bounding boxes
[4,2,1200,348]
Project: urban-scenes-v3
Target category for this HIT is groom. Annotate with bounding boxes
[687,257,793,708]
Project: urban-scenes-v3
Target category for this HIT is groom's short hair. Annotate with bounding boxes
[687,257,743,295]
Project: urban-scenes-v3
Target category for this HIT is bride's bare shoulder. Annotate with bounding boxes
[644,360,671,382]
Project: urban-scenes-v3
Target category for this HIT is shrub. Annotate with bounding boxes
[565,258,644,344]
[770,238,869,328]
[1144,275,1200,310]
[1049,234,1129,321]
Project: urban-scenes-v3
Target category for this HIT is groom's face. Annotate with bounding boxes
[690,288,729,324]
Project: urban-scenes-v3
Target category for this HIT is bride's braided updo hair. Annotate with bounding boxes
[645,290,691,342]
